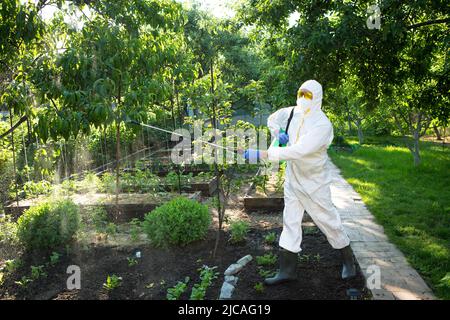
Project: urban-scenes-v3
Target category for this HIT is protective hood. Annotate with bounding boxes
[296,80,323,114]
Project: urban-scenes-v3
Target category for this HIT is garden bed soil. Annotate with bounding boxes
[4,192,201,223]
[0,227,369,300]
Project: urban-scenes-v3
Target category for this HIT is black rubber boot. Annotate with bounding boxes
[264,249,298,285]
[341,245,356,279]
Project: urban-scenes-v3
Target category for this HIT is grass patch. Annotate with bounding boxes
[329,136,450,299]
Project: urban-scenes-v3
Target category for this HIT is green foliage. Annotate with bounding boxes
[264,232,277,245]
[77,173,102,193]
[165,171,180,192]
[129,218,142,242]
[256,253,277,266]
[105,222,118,236]
[0,216,18,245]
[100,173,117,194]
[103,274,122,291]
[30,265,47,280]
[17,199,80,251]
[3,259,22,273]
[21,180,53,199]
[254,282,265,293]
[15,276,33,288]
[127,257,138,267]
[258,268,276,278]
[190,266,219,300]
[49,252,61,266]
[229,220,250,244]
[143,197,211,248]
[167,276,190,300]
[83,206,109,233]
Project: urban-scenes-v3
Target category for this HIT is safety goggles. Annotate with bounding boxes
[297,89,313,100]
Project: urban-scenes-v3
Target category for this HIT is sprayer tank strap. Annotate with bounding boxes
[285,107,295,133]
[278,107,295,147]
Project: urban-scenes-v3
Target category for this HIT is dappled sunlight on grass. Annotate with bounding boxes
[330,136,450,299]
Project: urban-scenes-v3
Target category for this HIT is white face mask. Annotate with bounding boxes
[297,97,314,110]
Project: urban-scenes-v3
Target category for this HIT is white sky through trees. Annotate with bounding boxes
[38,0,299,27]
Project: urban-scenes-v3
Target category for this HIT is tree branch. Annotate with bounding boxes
[407,18,450,30]
[0,115,28,140]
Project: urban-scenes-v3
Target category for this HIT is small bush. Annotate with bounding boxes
[142,197,211,247]
[0,216,18,245]
[83,206,109,232]
[17,199,80,251]
[229,220,250,244]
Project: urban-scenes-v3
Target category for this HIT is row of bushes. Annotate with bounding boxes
[6,196,211,252]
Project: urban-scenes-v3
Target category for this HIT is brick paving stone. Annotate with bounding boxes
[328,161,436,300]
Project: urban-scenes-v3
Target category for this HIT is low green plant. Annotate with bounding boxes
[78,173,102,193]
[165,171,181,192]
[314,253,321,262]
[299,254,311,263]
[31,265,47,280]
[105,222,118,236]
[257,268,276,278]
[142,197,211,248]
[190,266,219,300]
[254,282,265,293]
[85,207,109,232]
[15,276,33,287]
[103,274,122,291]
[3,259,22,273]
[167,276,190,300]
[60,179,77,195]
[100,172,117,194]
[22,180,53,198]
[253,175,268,195]
[256,253,277,266]
[264,232,277,244]
[229,220,250,244]
[0,216,18,245]
[49,252,61,266]
[127,257,138,267]
[17,199,80,251]
[303,226,318,235]
[129,218,141,242]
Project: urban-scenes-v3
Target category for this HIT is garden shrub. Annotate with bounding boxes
[17,199,80,251]
[143,197,211,247]
[0,215,18,245]
[229,220,250,244]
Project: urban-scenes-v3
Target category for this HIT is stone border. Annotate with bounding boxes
[219,255,252,299]
[329,161,436,300]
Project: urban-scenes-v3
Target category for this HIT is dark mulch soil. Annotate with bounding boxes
[0,227,369,300]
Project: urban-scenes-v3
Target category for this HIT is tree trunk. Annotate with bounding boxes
[115,120,121,212]
[433,125,442,140]
[412,129,421,166]
[9,109,19,206]
[355,119,364,144]
[170,84,182,194]
[210,58,223,258]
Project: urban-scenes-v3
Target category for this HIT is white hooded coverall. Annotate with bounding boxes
[267,80,350,253]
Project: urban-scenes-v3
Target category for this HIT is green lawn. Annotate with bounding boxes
[329,136,450,299]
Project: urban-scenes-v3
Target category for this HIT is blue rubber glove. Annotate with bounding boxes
[244,149,260,162]
[279,132,289,145]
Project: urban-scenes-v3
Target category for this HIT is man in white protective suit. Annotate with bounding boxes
[243,79,356,285]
